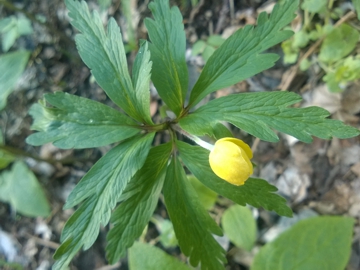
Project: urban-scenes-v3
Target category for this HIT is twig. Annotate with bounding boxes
[24,233,60,250]
[278,10,356,91]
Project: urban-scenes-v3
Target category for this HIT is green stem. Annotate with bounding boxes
[171,124,214,151]
[140,121,170,132]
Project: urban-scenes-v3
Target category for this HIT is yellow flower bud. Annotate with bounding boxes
[209,137,253,186]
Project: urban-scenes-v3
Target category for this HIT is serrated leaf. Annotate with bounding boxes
[179,91,360,143]
[144,0,188,116]
[0,161,50,217]
[106,143,172,263]
[221,205,256,251]
[129,242,190,270]
[53,134,154,269]
[251,216,354,270]
[132,41,153,124]
[208,122,233,140]
[163,156,227,270]
[0,50,30,110]
[176,141,292,217]
[65,0,150,124]
[187,0,298,108]
[188,175,218,210]
[26,92,140,149]
[319,24,359,64]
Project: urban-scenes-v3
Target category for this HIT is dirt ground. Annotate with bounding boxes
[1,0,360,269]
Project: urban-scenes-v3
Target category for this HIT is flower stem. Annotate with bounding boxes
[171,124,214,151]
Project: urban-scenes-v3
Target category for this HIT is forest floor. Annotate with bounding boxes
[1,0,360,269]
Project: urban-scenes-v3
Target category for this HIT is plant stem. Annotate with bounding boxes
[171,124,214,151]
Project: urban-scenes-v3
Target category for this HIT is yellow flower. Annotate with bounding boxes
[209,137,253,186]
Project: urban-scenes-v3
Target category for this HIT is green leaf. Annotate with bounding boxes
[0,161,50,217]
[292,30,309,49]
[53,134,154,269]
[207,35,225,47]
[129,242,190,270]
[65,0,150,124]
[301,0,327,13]
[319,24,359,64]
[163,156,227,270]
[2,27,17,52]
[354,0,360,20]
[251,216,354,270]
[221,205,256,251]
[26,92,140,149]
[0,147,16,169]
[281,39,299,64]
[151,216,178,248]
[179,91,360,143]
[106,143,172,263]
[98,0,112,10]
[188,175,218,210]
[187,0,298,108]
[16,16,33,36]
[144,0,188,116]
[192,40,206,56]
[202,45,216,62]
[0,50,30,110]
[176,141,292,217]
[0,133,16,169]
[132,41,153,124]
[0,17,16,34]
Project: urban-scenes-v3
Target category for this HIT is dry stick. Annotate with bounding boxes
[24,233,60,250]
[252,11,356,153]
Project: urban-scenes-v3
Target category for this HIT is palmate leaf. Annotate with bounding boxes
[132,41,153,124]
[177,141,292,217]
[65,0,152,124]
[26,92,140,149]
[188,0,298,108]
[163,156,227,270]
[144,0,188,116]
[180,91,360,143]
[53,134,154,270]
[106,143,172,263]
